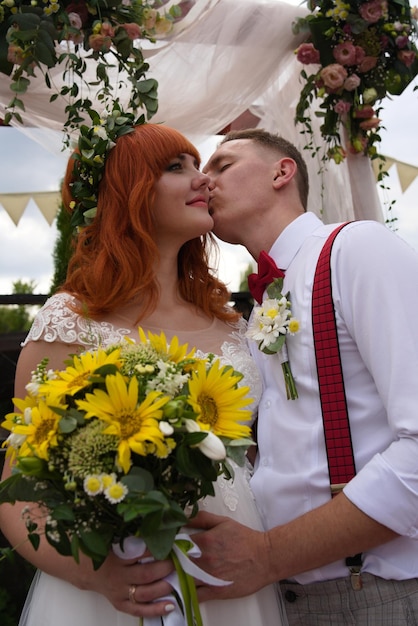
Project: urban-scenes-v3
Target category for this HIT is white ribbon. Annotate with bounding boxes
[113,533,231,626]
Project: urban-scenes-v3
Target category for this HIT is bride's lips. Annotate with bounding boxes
[187,195,209,208]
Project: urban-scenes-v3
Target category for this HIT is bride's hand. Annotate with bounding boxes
[86,549,176,617]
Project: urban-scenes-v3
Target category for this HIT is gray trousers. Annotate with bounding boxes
[280,574,418,625]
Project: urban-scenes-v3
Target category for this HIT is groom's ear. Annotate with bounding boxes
[272,157,297,189]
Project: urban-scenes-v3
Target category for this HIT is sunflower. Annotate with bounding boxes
[187,360,253,440]
[40,347,121,401]
[75,372,172,473]
[6,400,62,460]
[137,327,195,364]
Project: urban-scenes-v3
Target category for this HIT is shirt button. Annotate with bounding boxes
[284,590,298,603]
[264,400,271,409]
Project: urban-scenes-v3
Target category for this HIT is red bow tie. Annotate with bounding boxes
[248,251,285,304]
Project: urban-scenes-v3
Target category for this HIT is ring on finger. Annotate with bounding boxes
[128,584,137,605]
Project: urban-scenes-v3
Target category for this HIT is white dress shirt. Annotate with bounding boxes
[250,212,418,583]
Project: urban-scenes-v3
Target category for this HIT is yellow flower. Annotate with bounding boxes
[41,347,121,401]
[137,327,195,364]
[76,372,171,473]
[11,401,61,460]
[187,360,252,440]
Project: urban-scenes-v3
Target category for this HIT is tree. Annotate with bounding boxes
[50,201,74,294]
[0,280,37,333]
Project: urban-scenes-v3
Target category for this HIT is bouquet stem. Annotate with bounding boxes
[171,548,203,626]
[282,361,298,400]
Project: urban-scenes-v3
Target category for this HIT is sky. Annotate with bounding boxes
[0,12,417,295]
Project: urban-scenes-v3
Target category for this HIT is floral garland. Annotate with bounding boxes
[293,0,418,164]
[0,0,182,141]
[68,102,139,230]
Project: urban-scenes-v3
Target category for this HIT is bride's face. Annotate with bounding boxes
[152,153,213,246]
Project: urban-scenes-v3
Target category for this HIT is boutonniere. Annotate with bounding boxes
[246,277,300,400]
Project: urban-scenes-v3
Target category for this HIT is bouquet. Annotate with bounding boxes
[293,0,418,164]
[0,328,254,626]
[0,0,182,140]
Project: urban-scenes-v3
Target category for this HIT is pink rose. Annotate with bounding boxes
[65,1,89,26]
[333,41,357,66]
[334,100,352,114]
[67,11,82,30]
[397,49,417,68]
[120,23,142,40]
[395,35,409,48]
[320,63,348,91]
[88,34,112,52]
[359,118,381,130]
[296,42,320,64]
[353,104,376,119]
[359,0,386,23]
[343,73,361,90]
[358,56,378,72]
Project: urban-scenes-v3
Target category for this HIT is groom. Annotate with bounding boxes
[189,128,418,624]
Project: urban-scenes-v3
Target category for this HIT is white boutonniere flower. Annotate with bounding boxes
[246,278,300,400]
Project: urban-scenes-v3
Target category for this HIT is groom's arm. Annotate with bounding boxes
[190,492,396,600]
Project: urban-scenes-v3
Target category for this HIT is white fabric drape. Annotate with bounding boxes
[0,0,384,224]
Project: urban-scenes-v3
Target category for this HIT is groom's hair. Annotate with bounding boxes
[220,128,309,211]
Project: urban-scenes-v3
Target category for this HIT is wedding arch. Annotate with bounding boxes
[1,0,416,225]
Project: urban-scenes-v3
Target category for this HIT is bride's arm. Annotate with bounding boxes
[0,340,174,618]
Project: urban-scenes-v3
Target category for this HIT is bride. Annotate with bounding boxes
[0,121,287,626]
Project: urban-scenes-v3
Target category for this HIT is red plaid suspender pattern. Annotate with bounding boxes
[312,222,355,494]
[312,222,363,586]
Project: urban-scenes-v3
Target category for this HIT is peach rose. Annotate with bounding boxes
[358,56,378,72]
[359,118,381,130]
[101,22,115,38]
[320,63,348,91]
[7,44,24,65]
[120,23,142,40]
[296,42,320,64]
[88,34,112,52]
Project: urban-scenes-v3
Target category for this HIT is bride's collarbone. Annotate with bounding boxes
[112,303,214,333]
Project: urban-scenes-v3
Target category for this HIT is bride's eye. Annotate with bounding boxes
[167,160,183,171]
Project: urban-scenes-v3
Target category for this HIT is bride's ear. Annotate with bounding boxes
[272,158,297,189]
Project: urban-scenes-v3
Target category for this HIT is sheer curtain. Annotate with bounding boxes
[0,0,383,223]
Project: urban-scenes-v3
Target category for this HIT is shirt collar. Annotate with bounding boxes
[269,212,323,270]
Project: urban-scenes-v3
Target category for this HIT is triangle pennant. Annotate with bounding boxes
[0,193,31,226]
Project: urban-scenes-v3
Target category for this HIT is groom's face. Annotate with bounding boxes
[203,139,275,245]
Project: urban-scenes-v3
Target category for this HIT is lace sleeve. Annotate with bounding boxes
[22,293,132,349]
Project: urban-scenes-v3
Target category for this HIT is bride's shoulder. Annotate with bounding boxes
[22,292,131,349]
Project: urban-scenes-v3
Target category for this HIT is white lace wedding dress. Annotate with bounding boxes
[18,293,287,626]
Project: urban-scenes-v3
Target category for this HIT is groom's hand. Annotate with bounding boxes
[188,511,273,601]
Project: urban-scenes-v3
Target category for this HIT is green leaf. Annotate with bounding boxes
[143,526,177,560]
[121,466,155,492]
[79,528,110,558]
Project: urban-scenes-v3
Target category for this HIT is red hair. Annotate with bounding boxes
[61,123,238,323]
